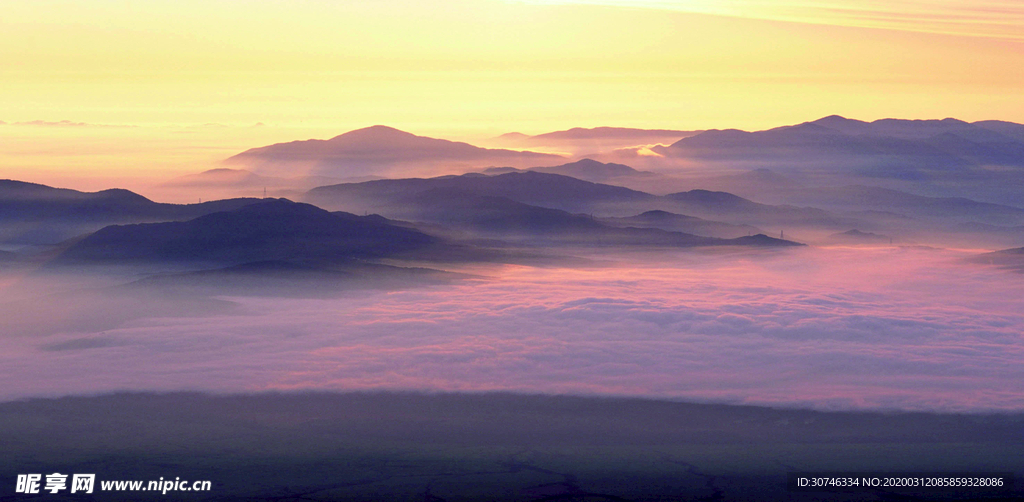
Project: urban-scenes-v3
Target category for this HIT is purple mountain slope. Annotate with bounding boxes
[228,126,563,176]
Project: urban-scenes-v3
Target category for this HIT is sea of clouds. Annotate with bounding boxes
[2,246,1022,412]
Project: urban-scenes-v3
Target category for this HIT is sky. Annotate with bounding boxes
[1,0,1023,188]
[2,2,1023,412]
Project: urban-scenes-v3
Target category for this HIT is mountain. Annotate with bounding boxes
[305,171,656,216]
[0,180,264,245]
[974,120,1024,143]
[970,246,1024,273]
[659,188,851,229]
[601,210,762,239]
[761,185,1024,226]
[663,189,842,227]
[497,132,530,141]
[655,116,1024,182]
[490,127,703,154]
[52,199,440,266]
[228,125,563,177]
[350,189,799,248]
[306,171,853,232]
[809,115,982,139]
[682,168,802,196]
[530,158,655,181]
[496,127,700,146]
[660,122,966,171]
[530,127,700,142]
[482,159,657,183]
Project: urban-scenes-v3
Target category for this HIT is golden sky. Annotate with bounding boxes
[2,0,1023,188]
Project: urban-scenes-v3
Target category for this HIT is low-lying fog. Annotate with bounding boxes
[1,245,1022,412]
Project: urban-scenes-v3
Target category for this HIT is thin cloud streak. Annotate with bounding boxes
[514,0,1024,40]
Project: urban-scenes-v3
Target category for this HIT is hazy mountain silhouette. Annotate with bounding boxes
[306,171,852,231]
[0,180,264,245]
[602,210,762,239]
[970,246,1024,272]
[482,159,657,183]
[228,125,563,177]
[655,115,1024,181]
[974,120,1024,143]
[374,189,799,248]
[683,168,802,196]
[53,199,441,266]
[305,171,655,216]
[660,122,967,172]
[533,127,699,141]
[762,185,1024,226]
[494,127,701,149]
[490,127,703,156]
[663,189,846,227]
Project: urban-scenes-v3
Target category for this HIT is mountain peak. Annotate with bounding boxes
[328,125,419,143]
[812,115,868,127]
[228,126,562,176]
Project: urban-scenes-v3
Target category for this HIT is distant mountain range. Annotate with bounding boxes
[228,125,563,177]
[221,116,1024,206]
[654,116,1024,183]
[305,171,852,232]
[370,190,796,247]
[681,169,1024,227]
[494,127,702,151]
[0,175,808,272]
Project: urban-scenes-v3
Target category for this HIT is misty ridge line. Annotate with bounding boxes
[0,114,1022,414]
[4,113,1024,267]
[5,122,1024,272]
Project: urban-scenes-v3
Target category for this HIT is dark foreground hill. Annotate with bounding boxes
[52,199,441,266]
[1,392,1020,502]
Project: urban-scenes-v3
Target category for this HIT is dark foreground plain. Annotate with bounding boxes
[1,393,1021,501]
